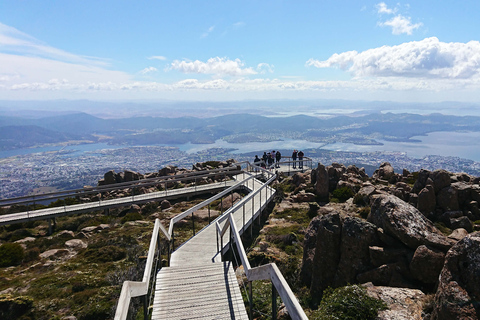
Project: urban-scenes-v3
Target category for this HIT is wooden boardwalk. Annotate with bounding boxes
[0,180,235,226]
[152,175,274,319]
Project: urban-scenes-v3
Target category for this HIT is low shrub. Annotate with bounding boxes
[311,285,387,320]
[0,243,25,267]
[0,294,34,319]
[332,187,355,203]
[121,212,143,224]
[358,207,371,219]
[81,245,126,263]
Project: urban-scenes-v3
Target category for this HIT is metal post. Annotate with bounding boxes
[192,213,195,236]
[272,283,277,320]
[242,204,245,234]
[249,281,253,320]
[172,228,175,251]
[143,295,148,320]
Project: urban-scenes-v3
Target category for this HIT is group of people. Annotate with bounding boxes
[253,149,304,170]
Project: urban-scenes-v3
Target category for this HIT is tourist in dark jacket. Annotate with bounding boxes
[292,150,298,169]
[298,150,304,169]
[275,150,281,168]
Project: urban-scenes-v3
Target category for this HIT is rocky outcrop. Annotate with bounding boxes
[314,163,329,202]
[373,162,395,182]
[431,232,480,320]
[369,194,455,252]
[364,283,426,320]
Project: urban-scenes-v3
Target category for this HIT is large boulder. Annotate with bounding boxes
[334,217,379,286]
[409,245,445,284]
[373,162,395,181]
[417,185,436,217]
[314,163,329,202]
[432,232,480,320]
[368,194,455,252]
[430,169,451,193]
[309,212,342,300]
[300,215,324,286]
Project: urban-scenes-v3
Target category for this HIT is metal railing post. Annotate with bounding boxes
[192,213,195,236]
[242,204,245,234]
[249,281,253,320]
[272,283,277,320]
[143,295,148,320]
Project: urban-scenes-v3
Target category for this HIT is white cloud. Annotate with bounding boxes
[0,22,108,67]
[140,67,158,74]
[257,63,274,74]
[201,25,215,38]
[376,2,396,15]
[306,37,480,79]
[169,57,257,76]
[375,3,422,35]
[379,15,422,35]
[148,56,167,61]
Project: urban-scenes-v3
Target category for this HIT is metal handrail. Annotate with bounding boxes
[114,161,279,320]
[216,176,308,319]
[0,165,241,206]
[114,218,170,320]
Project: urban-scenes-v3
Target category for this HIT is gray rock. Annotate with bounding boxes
[65,239,87,250]
[314,163,329,201]
[448,228,468,241]
[432,232,480,320]
[369,194,455,252]
[417,185,436,216]
[364,284,425,320]
[409,245,445,284]
[310,212,342,300]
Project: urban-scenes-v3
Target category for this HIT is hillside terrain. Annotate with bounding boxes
[1,160,480,319]
[2,112,480,150]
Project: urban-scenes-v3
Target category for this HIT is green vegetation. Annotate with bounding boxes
[331,186,355,203]
[434,222,452,236]
[0,294,34,319]
[0,243,24,267]
[310,285,387,320]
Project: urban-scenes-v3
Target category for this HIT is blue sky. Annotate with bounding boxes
[1,1,480,102]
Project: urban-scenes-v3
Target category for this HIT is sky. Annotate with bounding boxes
[1,1,480,103]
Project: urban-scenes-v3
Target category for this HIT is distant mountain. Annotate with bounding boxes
[0,125,85,150]
[2,111,480,150]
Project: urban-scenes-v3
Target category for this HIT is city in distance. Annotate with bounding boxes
[1,99,480,199]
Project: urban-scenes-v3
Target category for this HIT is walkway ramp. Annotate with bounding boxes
[152,262,248,320]
[152,174,274,319]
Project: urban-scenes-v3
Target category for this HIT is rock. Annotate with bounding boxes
[61,316,77,320]
[103,170,117,185]
[369,194,455,252]
[413,169,431,193]
[355,185,380,206]
[159,165,177,176]
[373,162,395,181]
[81,226,99,233]
[364,284,425,320]
[300,215,324,286]
[160,199,171,209]
[334,217,379,286]
[53,230,75,239]
[409,245,445,284]
[292,171,310,187]
[292,191,316,203]
[309,212,342,300]
[14,237,36,244]
[432,232,480,320]
[417,185,436,217]
[449,216,473,233]
[124,169,141,182]
[430,169,451,193]
[448,228,469,241]
[65,239,87,250]
[314,163,329,202]
[218,192,241,210]
[369,246,410,268]
[357,264,395,286]
[39,249,70,259]
[436,186,459,211]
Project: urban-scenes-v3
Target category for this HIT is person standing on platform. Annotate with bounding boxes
[254,155,261,171]
[292,150,298,169]
[298,150,304,170]
[275,150,281,168]
[262,152,268,168]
